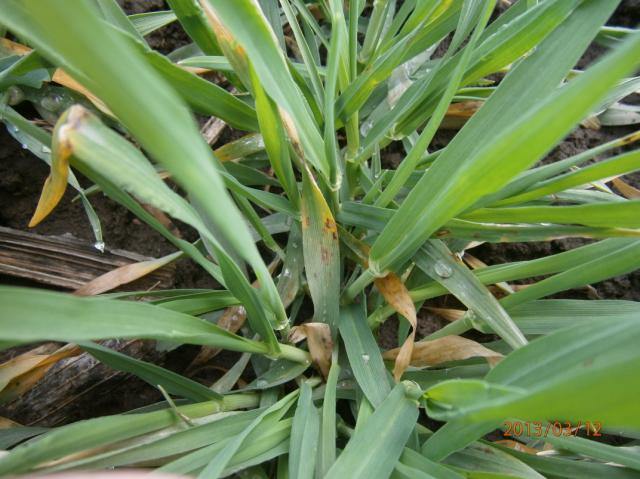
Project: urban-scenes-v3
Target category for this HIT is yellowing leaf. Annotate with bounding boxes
[383,335,503,368]
[51,69,111,115]
[374,273,417,382]
[197,0,251,88]
[28,106,84,227]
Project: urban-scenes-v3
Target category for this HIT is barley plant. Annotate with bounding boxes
[1,0,640,477]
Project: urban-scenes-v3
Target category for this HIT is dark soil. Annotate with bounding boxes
[0,0,639,427]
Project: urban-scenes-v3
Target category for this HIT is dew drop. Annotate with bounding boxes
[93,241,105,253]
[434,261,453,279]
[41,145,51,154]
[40,95,63,111]
[256,379,268,388]
[361,354,370,363]
[21,143,28,150]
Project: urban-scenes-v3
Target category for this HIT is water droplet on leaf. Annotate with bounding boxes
[434,261,453,279]
[93,241,105,253]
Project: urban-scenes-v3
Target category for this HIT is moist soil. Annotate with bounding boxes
[1,1,639,426]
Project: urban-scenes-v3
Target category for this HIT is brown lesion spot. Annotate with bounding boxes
[323,216,337,232]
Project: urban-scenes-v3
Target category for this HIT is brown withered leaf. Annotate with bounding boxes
[0,416,21,428]
[494,439,539,455]
[383,335,503,368]
[375,272,417,381]
[463,253,515,295]
[425,306,465,322]
[612,177,640,199]
[441,100,484,129]
[0,38,32,55]
[0,344,82,403]
[186,305,247,374]
[289,323,333,379]
[74,251,180,296]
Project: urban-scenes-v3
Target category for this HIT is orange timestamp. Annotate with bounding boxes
[504,420,602,438]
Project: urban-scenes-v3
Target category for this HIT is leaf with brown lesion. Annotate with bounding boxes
[301,166,340,330]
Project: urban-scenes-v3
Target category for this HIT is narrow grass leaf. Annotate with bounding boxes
[0,396,259,475]
[289,382,320,479]
[325,382,421,479]
[80,342,222,402]
[339,304,392,408]
[416,240,527,348]
[166,0,221,55]
[0,286,302,359]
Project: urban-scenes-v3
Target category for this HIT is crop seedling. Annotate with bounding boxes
[1,0,640,478]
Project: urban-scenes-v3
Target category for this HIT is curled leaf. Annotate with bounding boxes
[383,335,503,368]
